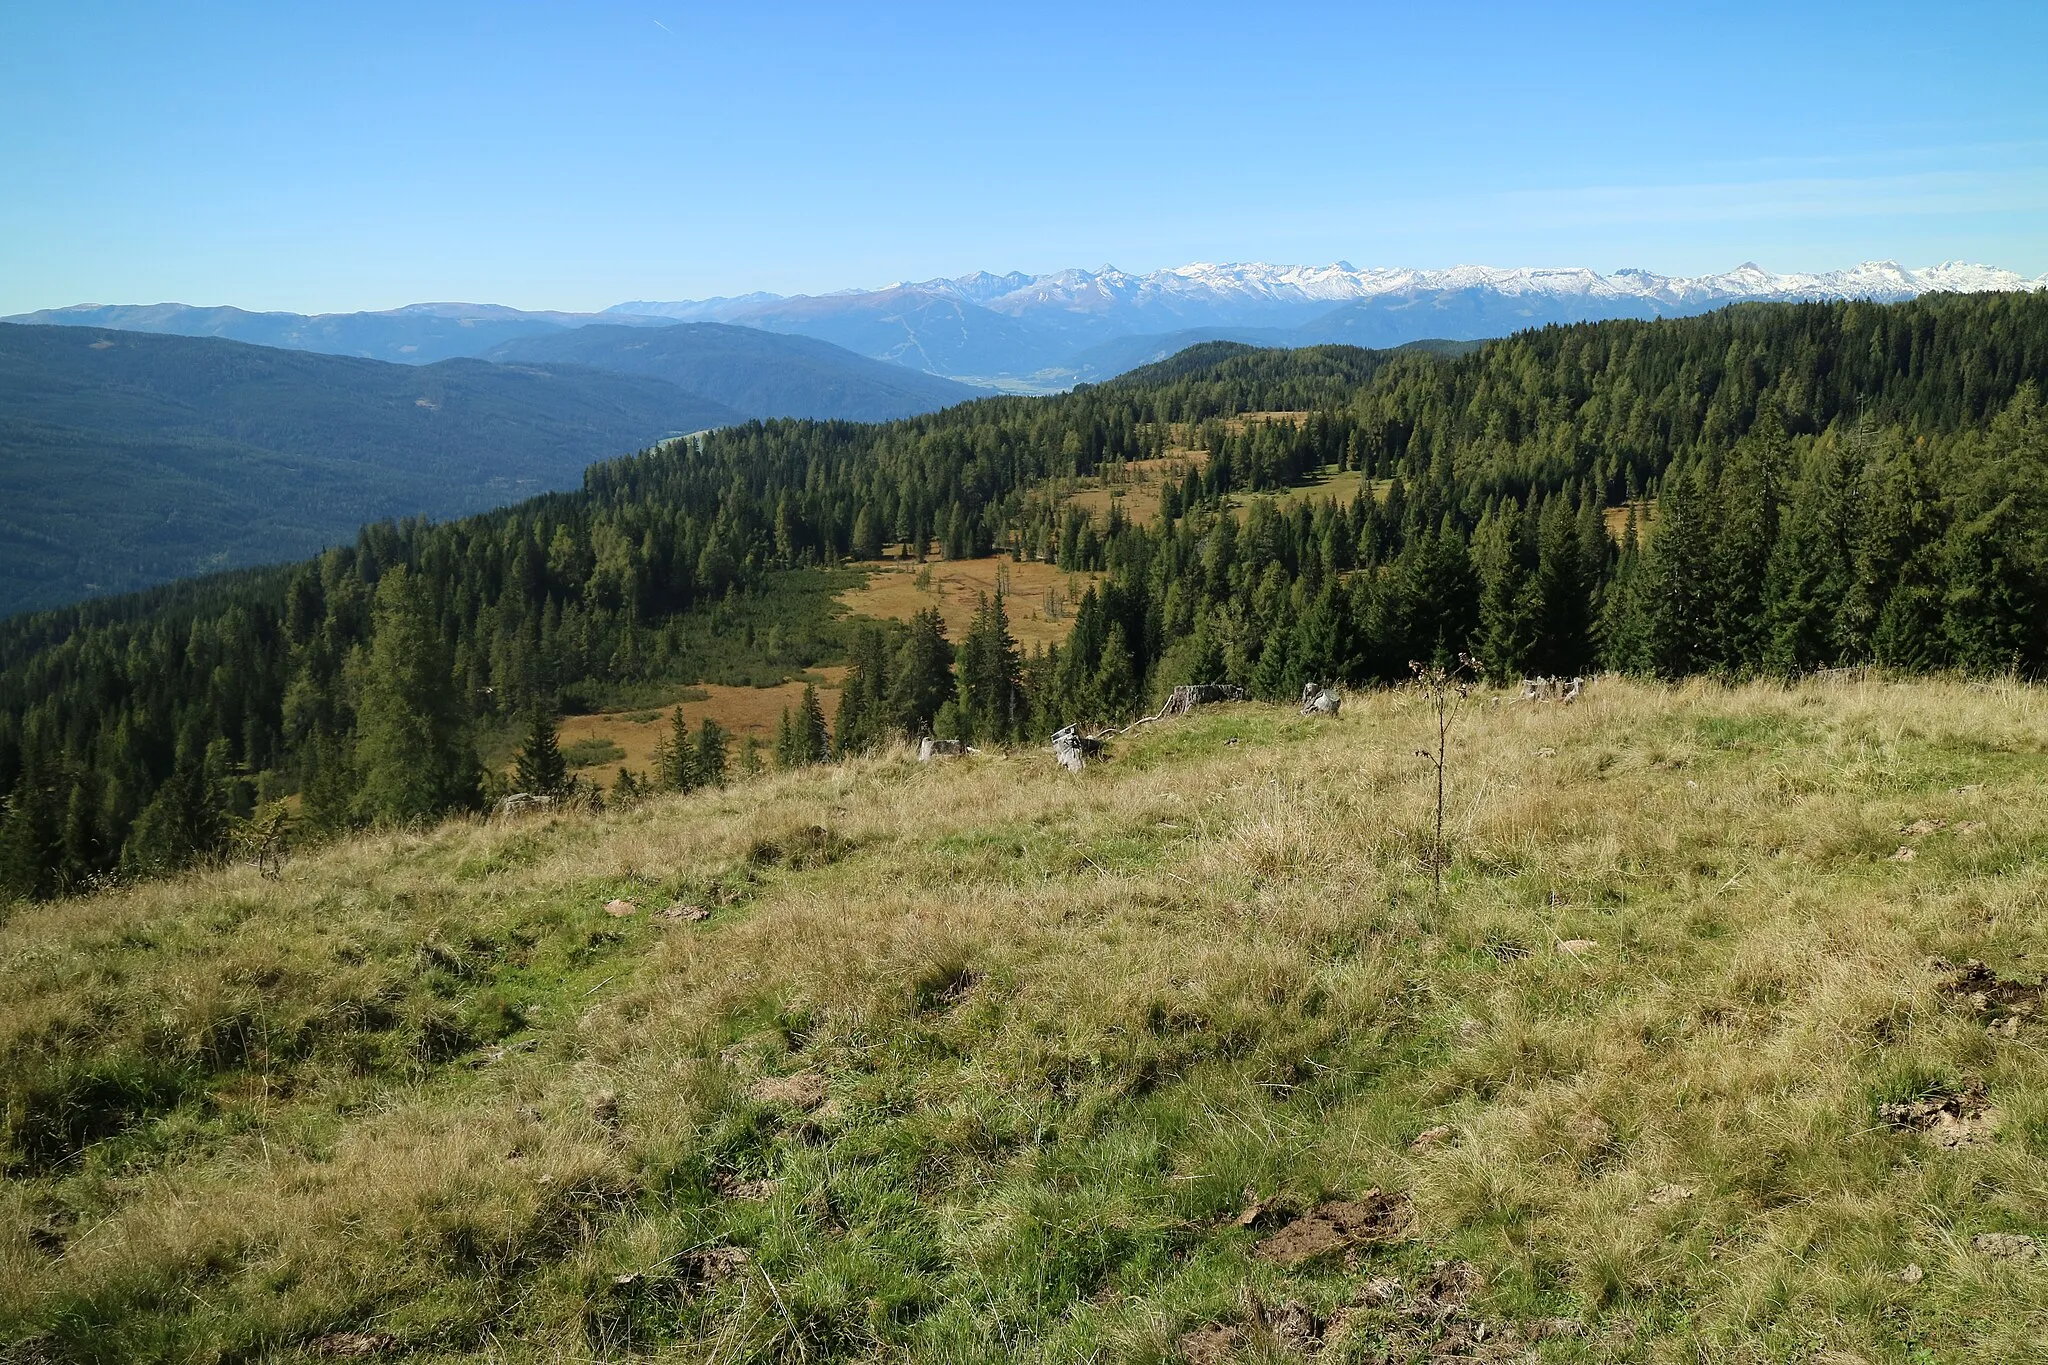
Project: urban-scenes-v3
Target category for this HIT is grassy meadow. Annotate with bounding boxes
[5,677,2048,1363]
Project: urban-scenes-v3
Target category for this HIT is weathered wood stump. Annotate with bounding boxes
[1051,725,1106,773]
[1161,682,1246,718]
[494,792,556,819]
[1300,683,1342,716]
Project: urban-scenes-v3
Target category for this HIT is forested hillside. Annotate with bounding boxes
[483,322,986,422]
[3,292,2046,901]
[0,324,741,615]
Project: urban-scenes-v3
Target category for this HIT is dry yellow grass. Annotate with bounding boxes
[554,670,850,785]
[1603,499,1659,544]
[6,677,2048,1361]
[1240,466,1368,511]
[837,559,1098,649]
[1064,456,1200,526]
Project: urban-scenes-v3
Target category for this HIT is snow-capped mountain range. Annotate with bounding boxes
[883,258,2039,316]
[609,259,2045,385]
[13,260,2040,392]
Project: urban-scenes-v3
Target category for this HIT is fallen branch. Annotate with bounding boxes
[1050,683,1246,770]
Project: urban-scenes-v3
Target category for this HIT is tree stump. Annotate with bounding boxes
[1299,683,1342,716]
[1051,725,1106,773]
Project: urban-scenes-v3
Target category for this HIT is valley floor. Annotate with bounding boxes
[5,678,2048,1362]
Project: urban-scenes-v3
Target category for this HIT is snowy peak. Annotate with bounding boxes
[592,258,2043,384]
[887,258,2046,316]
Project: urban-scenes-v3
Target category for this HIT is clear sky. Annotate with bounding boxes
[3,0,2044,315]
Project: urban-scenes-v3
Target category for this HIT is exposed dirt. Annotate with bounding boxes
[1878,1082,1998,1149]
[1263,1299,1324,1353]
[1930,957,2042,1032]
[1253,1191,1413,1266]
[1972,1232,2037,1259]
[1321,1260,1580,1361]
[310,1334,397,1358]
[1176,1320,1241,1364]
[656,902,709,924]
[713,1173,778,1201]
[749,1072,829,1111]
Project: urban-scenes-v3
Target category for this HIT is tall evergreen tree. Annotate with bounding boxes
[352,567,482,824]
[957,593,1025,744]
[657,705,702,792]
[696,717,731,786]
[512,706,569,796]
[887,608,955,736]
[797,684,831,764]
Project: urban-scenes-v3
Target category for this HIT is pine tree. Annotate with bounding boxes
[696,717,730,786]
[1762,436,1862,674]
[774,705,803,770]
[1599,505,1654,674]
[0,761,63,902]
[1092,625,1140,720]
[657,705,702,791]
[1709,410,1788,673]
[957,593,1024,744]
[352,567,483,824]
[887,608,955,736]
[512,706,569,796]
[1472,503,1539,681]
[1533,493,1594,675]
[834,625,892,755]
[798,684,830,763]
[1640,465,1719,678]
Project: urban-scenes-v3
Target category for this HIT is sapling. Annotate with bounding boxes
[1411,653,1476,907]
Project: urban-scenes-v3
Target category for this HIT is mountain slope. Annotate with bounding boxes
[6,678,2046,1360]
[0,323,740,615]
[0,302,659,366]
[483,321,985,420]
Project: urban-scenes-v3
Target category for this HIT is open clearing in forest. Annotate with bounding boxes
[546,669,849,786]
[837,556,1099,649]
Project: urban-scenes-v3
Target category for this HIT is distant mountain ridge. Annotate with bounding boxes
[483,322,980,421]
[15,259,2042,391]
[0,301,669,366]
[0,323,742,616]
[612,259,2048,383]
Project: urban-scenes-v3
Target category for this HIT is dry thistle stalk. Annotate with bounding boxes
[1411,654,1475,907]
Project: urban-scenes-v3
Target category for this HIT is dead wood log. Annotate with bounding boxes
[1161,682,1246,718]
[494,792,557,820]
[1051,725,1107,773]
[1299,682,1342,716]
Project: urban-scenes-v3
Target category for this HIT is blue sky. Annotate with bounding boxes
[3,0,2044,314]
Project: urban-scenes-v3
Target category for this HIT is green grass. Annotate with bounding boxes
[5,677,2048,1362]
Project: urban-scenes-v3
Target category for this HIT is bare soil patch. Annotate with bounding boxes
[1253,1190,1413,1266]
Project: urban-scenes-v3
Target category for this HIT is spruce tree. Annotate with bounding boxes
[0,761,62,902]
[696,717,730,786]
[957,594,1024,743]
[1533,493,1594,675]
[887,608,955,736]
[352,567,483,824]
[658,705,702,792]
[798,684,830,763]
[774,706,802,770]
[512,706,569,796]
